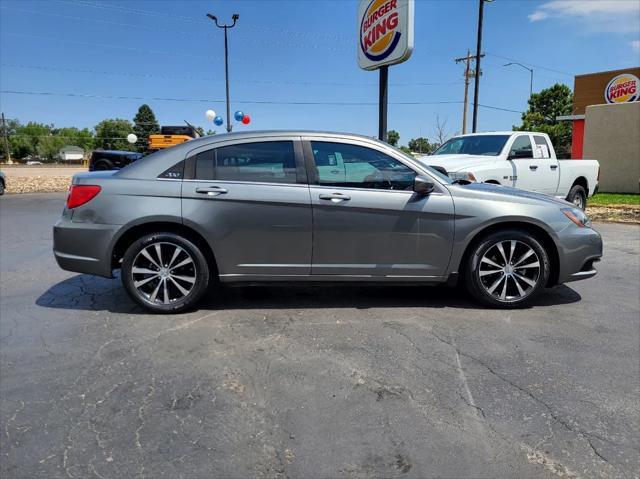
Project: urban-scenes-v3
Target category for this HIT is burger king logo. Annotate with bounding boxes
[360,0,401,61]
[605,73,639,104]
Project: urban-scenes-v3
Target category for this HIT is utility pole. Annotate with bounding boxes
[455,51,484,134]
[206,13,239,133]
[1,113,11,164]
[472,0,492,133]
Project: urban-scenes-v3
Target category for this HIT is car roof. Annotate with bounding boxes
[115,130,409,179]
[451,131,547,138]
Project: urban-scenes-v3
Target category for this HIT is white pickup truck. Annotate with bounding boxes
[418,131,600,209]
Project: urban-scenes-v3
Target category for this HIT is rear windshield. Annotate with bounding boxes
[433,135,510,156]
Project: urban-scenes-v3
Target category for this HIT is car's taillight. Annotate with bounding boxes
[67,185,101,209]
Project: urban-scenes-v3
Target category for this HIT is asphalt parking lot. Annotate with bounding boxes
[1,193,639,479]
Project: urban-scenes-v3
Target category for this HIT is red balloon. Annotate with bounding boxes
[242,114,250,125]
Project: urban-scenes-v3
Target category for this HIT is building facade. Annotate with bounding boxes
[558,67,639,193]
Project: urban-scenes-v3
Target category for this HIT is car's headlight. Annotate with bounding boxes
[562,207,592,228]
[448,171,477,182]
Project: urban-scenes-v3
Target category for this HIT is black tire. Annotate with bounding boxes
[566,184,587,210]
[0,181,4,196]
[94,160,113,171]
[121,232,210,313]
[464,229,550,309]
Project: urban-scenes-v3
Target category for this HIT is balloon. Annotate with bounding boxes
[205,109,216,121]
[241,114,250,125]
[126,133,137,144]
[234,110,244,121]
[213,116,224,126]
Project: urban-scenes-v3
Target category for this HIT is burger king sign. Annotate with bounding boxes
[358,0,414,70]
[605,73,639,104]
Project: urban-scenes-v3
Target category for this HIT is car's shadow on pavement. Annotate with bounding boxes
[36,273,582,314]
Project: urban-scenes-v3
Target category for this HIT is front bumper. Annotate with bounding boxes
[556,225,603,284]
[53,216,120,278]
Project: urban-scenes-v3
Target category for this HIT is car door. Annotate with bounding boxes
[532,134,560,195]
[304,138,455,278]
[181,137,313,279]
[508,134,540,192]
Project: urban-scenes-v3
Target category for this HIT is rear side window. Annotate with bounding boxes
[159,160,185,179]
[533,135,551,159]
[194,141,297,184]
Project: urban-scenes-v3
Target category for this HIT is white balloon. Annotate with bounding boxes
[127,133,137,144]
[206,109,216,121]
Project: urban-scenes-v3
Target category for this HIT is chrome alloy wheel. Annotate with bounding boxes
[572,195,584,209]
[478,240,541,303]
[131,242,197,305]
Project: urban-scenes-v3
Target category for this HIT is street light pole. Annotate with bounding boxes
[503,62,534,98]
[472,0,492,133]
[207,13,239,133]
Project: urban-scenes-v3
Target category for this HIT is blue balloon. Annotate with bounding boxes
[214,116,224,126]
[234,110,244,121]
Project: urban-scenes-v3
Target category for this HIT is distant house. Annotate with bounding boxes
[58,145,84,163]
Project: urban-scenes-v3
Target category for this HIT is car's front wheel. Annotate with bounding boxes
[464,230,550,308]
[121,233,210,313]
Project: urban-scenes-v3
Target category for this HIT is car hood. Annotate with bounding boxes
[416,154,496,172]
[449,181,571,208]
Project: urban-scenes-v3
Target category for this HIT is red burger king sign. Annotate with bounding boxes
[605,73,639,104]
[358,0,414,70]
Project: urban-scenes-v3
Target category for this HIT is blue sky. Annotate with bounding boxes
[1,0,639,145]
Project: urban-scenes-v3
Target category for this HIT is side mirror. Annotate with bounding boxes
[413,175,435,196]
[508,150,533,160]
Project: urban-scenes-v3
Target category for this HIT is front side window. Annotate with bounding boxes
[311,141,416,191]
[194,141,297,184]
[509,135,534,158]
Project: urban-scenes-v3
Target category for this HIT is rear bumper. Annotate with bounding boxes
[53,217,120,278]
[556,226,602,284]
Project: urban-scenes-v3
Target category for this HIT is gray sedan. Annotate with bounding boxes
[53,131,602,313]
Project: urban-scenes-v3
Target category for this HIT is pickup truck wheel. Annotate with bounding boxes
[464,230,550,309]
[121,233,210,313]
[94,160,113,171]
[566,185,587,210]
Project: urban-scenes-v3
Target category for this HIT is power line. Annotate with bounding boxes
[485,52,574,77]
[0,63,463,88]
[0,6,350,53]
[0,89,524,113]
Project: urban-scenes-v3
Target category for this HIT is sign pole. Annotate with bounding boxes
[378,65,388,142]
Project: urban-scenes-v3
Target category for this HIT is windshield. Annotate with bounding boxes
[433,135,510,156]
[389,145,452,184]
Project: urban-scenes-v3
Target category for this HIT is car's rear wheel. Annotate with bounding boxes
[121,233,210,313]
[464,230,550,308]
[0,180,4,195]
[566,184,587,210]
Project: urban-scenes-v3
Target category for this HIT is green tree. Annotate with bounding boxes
[94,119,134,151]
[408,137,432,154]
[54,127,94,151]
[386,130,400,146]
[514,83,573,158]
[37,135,66,161]
[10,122,51,158]
[132,104,160,152]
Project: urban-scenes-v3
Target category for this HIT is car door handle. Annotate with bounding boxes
[195,186,228,196]
[319,192,351,202]
[550,165,558,170]
[529,165,538,171]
